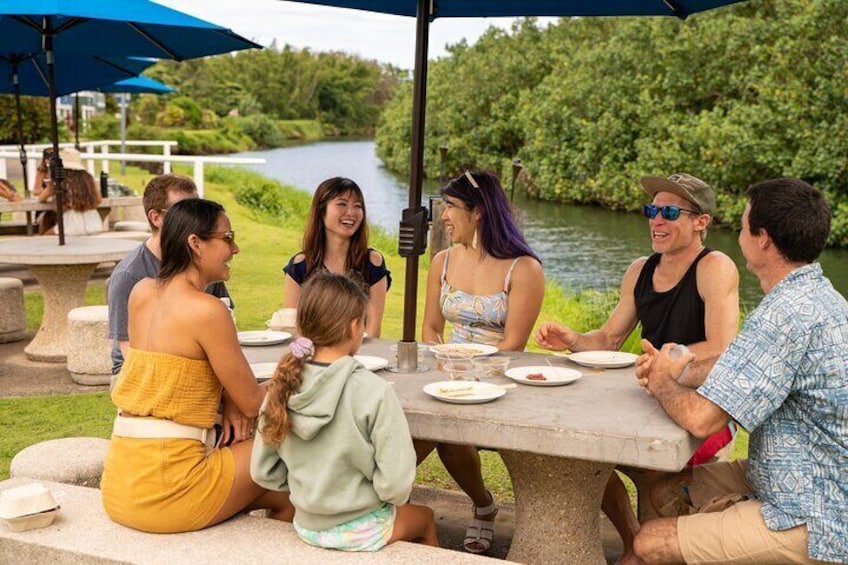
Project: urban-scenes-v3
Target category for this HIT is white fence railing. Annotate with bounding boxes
[0,140,263,197]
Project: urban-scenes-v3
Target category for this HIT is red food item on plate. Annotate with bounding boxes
[526,372,547,381]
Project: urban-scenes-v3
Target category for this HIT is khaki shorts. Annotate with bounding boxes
[677,461,827,564]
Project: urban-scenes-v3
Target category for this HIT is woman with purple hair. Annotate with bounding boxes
[419,170,545,554]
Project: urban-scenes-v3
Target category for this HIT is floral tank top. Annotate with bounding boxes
[439,248,522,345]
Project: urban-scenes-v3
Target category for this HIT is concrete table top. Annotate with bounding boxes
[243,338,698,564]
[0,237,138,362]
[0,196,141,214]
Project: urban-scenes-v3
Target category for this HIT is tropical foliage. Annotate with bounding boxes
[375,0,848,245]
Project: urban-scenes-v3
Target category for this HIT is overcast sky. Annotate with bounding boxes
[158,0,554,69]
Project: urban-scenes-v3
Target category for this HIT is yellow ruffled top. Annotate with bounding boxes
[112,348,222,428]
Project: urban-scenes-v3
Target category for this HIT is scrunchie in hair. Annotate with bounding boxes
[289,337,314,360]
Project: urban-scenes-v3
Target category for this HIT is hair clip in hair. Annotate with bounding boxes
[290,337,314,360]
[464,170,479,189]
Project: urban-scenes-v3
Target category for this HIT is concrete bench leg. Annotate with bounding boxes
[66,305,111,385]
[0,277,27,343]
[10,438,110,488]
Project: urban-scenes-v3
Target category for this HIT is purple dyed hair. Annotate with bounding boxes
[442,170,541,263]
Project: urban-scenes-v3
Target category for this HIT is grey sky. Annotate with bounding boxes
[158,0,554,69]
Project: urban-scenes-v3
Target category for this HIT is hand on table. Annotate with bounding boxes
[636,340,694,396]
[535,322,574,351]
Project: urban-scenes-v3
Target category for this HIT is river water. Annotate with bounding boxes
[231,139,848,309]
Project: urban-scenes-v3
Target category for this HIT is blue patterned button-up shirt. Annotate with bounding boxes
[699,263,848,563]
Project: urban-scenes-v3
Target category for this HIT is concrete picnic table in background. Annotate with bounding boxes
[0,237,137,362]
[243,337,698,565]
[0,196,143,235]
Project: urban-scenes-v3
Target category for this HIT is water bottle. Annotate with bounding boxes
[100,170,109,198]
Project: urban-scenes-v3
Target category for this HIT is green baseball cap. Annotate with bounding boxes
[640,173,715,215]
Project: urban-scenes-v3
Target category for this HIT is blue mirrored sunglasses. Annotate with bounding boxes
[642,204,701,221]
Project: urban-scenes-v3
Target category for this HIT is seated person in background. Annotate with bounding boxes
[107,173,233,375]
[37,147,102,236]
[101,198,293,532]
[536,173,739,564]
[420,170,545,555]
[0,179,22,201]
[251,272,437,551]
[634,178,847,565]
[33,148,56,234]
[283,177,390,338]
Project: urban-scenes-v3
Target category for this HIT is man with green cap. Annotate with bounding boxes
[536,172,740,565]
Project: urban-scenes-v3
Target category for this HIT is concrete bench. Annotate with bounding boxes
[113,220,150,233]
[66,306,111,385]
[0,277,26,343]
[9,438,109,489]
[0,478,507,565]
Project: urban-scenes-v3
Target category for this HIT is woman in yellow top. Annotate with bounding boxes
[101,198,293,532]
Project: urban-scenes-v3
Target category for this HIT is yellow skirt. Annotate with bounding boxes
[101,436,234,533]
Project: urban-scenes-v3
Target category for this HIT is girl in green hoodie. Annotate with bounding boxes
[251,273,438,551]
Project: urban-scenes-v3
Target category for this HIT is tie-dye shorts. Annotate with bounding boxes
[293,503,397,552]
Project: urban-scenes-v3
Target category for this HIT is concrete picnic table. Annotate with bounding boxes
[0,196,142,235]
[242,337,698,565]
[0,237,137,362]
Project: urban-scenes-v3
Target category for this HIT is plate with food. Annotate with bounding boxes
[250,362,278,382]
[353,355,389,371]
[428,343,499,358]
[423,381,506,404]
[238,330,292,346]
[555,350,638,369]
[504,366,582,387]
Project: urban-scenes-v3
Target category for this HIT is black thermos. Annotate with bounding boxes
[100,170,108,198]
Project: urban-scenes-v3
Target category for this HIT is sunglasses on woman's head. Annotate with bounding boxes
[642,204,701,221]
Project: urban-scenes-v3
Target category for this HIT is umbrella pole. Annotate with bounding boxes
[45,27,66,245]
[396,0,431,369]
[74,93,80,150]
[11,66,30,199]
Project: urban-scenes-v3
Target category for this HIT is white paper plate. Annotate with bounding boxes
[428,343,499,357]
[423,381,506,404]
[556,350,638,369]
[238,330,292,346]
[353,355,389,371]
[250,362,278,381]
[504,366,583,387]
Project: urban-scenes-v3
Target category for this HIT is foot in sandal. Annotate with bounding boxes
[463,490,498,554]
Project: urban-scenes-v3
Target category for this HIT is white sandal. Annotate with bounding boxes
[463,491,498,554]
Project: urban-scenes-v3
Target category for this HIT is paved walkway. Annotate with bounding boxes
[0,332,625,563]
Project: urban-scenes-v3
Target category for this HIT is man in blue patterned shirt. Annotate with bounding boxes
[632,178,847,564]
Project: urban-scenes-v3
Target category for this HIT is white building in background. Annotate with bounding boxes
[56,91,106,131]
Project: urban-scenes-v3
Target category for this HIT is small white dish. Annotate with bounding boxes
[0,483,57,520]
[423,381,506,404]
[238,330,292,346]
[353,355,389,371]
[249,362,278,381]
[3,507,60,532]
[504,366,583,387]
[556,350,638,369]
[428,343,499,358]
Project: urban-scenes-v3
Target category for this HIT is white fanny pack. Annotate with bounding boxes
[112,415,214,450]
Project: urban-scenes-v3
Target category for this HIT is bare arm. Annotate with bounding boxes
[638,340,730,438]
[685,252,740,367]
[365,250,388,338]
[498,257,545,351]
[535,257,645,352]
[37,180,54,203]
[421,250,447,344]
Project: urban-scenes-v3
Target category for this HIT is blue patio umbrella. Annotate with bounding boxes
[0,55,155,197]
[280,0,750,362]
[0,0,261,244]
[100,76,176,95]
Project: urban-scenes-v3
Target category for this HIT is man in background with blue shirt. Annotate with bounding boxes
[633,178,846,564]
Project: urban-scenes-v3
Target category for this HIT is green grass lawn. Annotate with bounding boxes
[3,164,748,503]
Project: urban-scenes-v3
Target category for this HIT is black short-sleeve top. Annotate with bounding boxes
[283,248,392,290]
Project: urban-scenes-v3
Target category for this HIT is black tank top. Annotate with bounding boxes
[634,247,712,348]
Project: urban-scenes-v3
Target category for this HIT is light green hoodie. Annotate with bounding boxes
[250,356,415,531]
